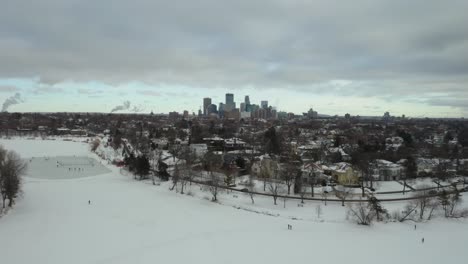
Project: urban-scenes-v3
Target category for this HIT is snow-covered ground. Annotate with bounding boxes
[1,139,468,264]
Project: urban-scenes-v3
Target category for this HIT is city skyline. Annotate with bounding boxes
[1,1,468,118]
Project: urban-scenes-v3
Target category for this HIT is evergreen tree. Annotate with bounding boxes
[458,127,468,148]
[405,156,417,179]
[368,196,387,221]
[264,126,281,155]
[135,155,150,180]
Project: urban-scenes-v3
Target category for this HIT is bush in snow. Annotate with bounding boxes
[346,201,375,225]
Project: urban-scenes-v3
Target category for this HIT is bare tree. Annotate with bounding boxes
[316,204,323,219]
[335,185,352,206]
[414,185,431,220]
[169,143,182,163]
[208,171,221,202]
[170,164,180,191]
[178,163,191,194]
[398,202,418,222]
[321,191,328,206]
[426,197,439,220]
[268,181,281,205]
[0,148,27,208]
[149,149,162,185]
[438,190,451,217]
[309,172,316,197]
[449,188,462,216]
[247,174,255,204]
[258,161,271,192]
[281,162,297,195]
[347,201,375,225]
[282,196,288,208]
[299,185,307,204]
[178,147,196,193]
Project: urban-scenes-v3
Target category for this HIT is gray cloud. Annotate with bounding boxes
[0,85,20,93]
[2,92,24,112]
[0,0,467,104]
[424,97,468,109]
[138,90,161,97]
[33,86,64,94]
[77,88,103,95]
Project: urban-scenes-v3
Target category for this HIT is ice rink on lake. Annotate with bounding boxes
[24,156,111,179]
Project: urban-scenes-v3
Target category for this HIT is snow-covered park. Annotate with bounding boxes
[1,138,468,264]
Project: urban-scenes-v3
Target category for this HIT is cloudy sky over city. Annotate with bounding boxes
[1,0,467,117]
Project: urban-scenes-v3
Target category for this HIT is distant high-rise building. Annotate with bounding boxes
[271,109,278,120]
[203,97,212,116]
[207,104,218,115]
[219,103,225,118]
[225,93,235,112]
[183,110,189,118]
[307,108,318,119]
[251,104,259,112]
[240,103,246,112]
[244,95,251,112]
[226,93,234,104]
[261,100,268,109]
[169,111,180,119]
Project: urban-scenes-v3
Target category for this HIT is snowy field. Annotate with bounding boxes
[1,139,468,264]
[374,181,406,192]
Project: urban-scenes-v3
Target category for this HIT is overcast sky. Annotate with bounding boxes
[1,0,467,117]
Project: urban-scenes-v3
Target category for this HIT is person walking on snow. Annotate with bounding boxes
[88,200,91,205]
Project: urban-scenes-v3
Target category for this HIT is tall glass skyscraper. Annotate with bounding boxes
[203,97,212,116]
[225,93,235,112]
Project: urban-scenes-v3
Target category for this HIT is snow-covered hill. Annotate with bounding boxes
[0,138,467,264]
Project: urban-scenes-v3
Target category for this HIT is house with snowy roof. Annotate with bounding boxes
[301,162,331,185]
[251,154,280,179]
[327,162,360,185]
[370,159,403,181]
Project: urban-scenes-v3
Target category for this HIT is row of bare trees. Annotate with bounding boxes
[0,146,27,211]
[397,185,468,222]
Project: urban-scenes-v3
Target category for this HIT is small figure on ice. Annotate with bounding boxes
[422,237,424,243]
[414,224,417,230]
[88,200,91,205]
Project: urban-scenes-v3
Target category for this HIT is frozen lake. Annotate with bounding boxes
[24,156,111,179]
